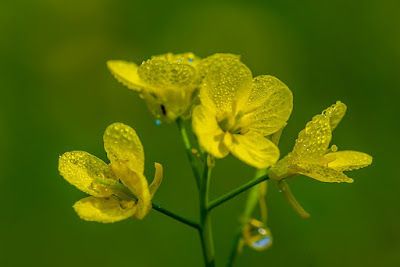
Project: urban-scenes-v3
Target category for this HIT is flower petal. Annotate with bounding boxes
[198,54,252,117]
[58,151,116,197]
[292,114,332,162]
[229,132,280,169]
[322,101,347,131]
[107,60,147,91]
[192,105,229,158]
[73,196,137,223]
[116,169,151,219]
[103,122,145,174]
[295,162,353,183]
[239,75,293,136]
[149,162,163,197]
[138,57,198,89]
[325,150,373,171]
[137,55,200,121]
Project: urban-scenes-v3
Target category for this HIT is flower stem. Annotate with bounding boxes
[198,155,215,267]
[226,169,268,267]
[152,202,200,230]
[226,229,242,267]
[208,173,270,212]
[109,182,199,229]
[176,118,201,188]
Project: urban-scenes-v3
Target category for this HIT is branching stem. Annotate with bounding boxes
[208,173,270,211]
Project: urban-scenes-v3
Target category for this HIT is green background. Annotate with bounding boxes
[1,0,399,266]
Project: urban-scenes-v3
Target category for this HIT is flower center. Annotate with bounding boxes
[218,112,246,134]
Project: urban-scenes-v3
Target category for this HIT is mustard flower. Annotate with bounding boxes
[107,53,201,122]
[270,101,372,182]
[192,54,293,169]
[58,123,163,223]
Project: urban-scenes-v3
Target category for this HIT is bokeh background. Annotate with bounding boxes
[1,0,399,266]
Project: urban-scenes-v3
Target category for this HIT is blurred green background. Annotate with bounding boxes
[1,0,399,266]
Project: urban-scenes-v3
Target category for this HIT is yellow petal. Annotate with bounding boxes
[138,57,198,89]
[107,60,147,91]
[229,132,280,169]
[58,151,116,197]
[137,55,200,121]
[238,75,293,136]
[197,53,240,78]
[198,54,252,117]
[322,101,347,131]
[295,162,353,183]
[192,105,229,158]
[73,196,137,223]
[151,52,201,66]
[103,122,145,174]
[116,169,151,220]
[292,114,332,162]
[325,150,373,171]
[149,162,163,197]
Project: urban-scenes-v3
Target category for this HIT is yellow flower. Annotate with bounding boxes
[58,123,163,223]
[107,53,201,122]
[270,101,372,183]
[192,54,293,169]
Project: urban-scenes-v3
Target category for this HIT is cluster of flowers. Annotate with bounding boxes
[59,52,372,240]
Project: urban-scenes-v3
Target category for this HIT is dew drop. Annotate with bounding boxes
[243,219,273,251]
[155,119,162,126]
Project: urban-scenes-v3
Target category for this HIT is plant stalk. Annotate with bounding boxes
[208,173,270,212]
[176,118,201,189]
[198,155,215,267]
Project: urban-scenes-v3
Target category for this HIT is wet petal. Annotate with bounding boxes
[138,57,197,89]
[295,162,353,183]
[325,150,373,171]
[104,122,145,174]
[192,105,229,158]
[323,101,347,131]
[229,132,279,169]
[137,55,200,121]
[198,54,252,117]
[149,162,163,197]
[107,60,147,91]
[239,75,293,135]
[292,114,332,162]
[73,196,137,223]
[111,165,151,220]
[58,151,116,197]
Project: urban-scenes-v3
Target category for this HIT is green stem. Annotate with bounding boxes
[152,202,200,230]
[208,173,270,211]
[225,169,269,267]
[198,155,215,267]
[176,118,201,188]
[107,181,200,229]
[278,180,310,219]
[226,229,242,267]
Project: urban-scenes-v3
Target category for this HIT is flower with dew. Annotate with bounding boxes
[270,101,373,183]
[192,54,293,169]
[107,53,201,122]
[58,122,163,223]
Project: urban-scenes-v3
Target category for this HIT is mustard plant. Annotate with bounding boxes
[58,53,372,266]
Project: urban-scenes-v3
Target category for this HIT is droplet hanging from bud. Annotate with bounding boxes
[242,219,273,251]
